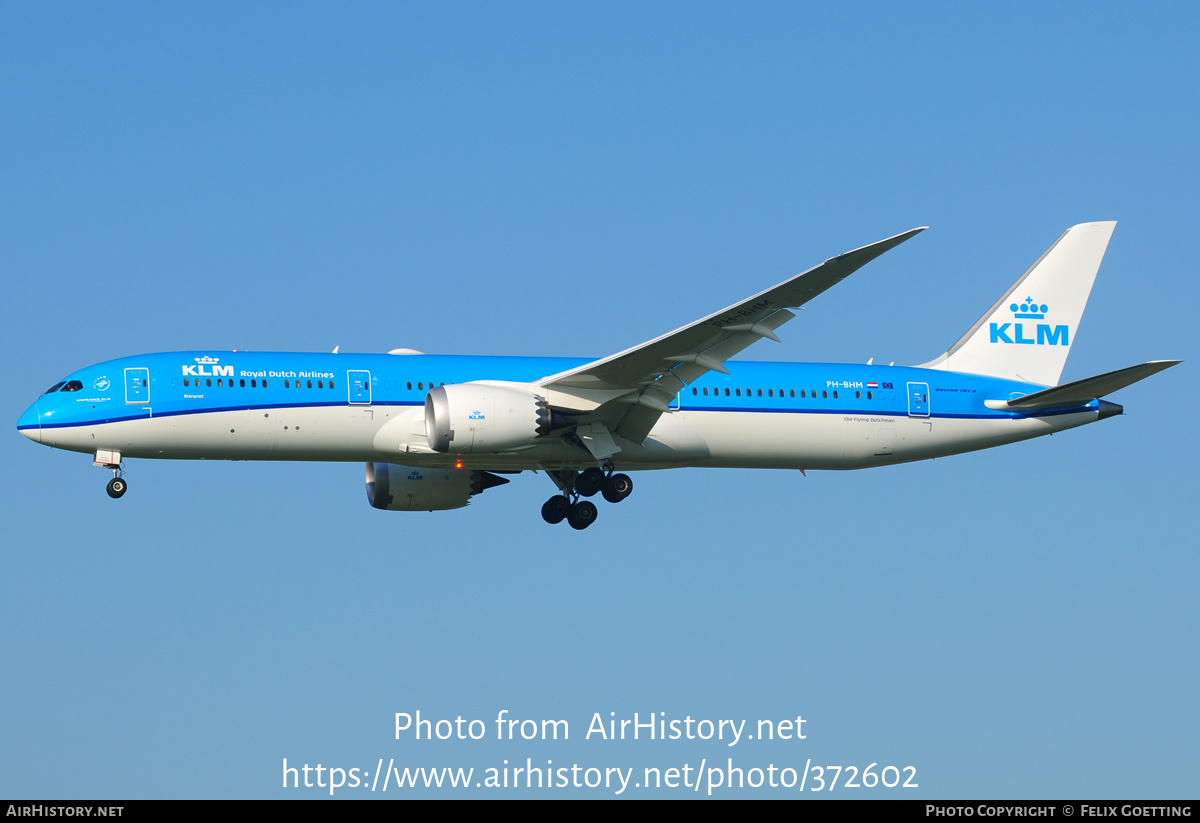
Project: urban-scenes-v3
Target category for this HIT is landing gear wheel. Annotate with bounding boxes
[567,500,598,530]
[602,473,633,503]
[577,467,605,497]
[541,495,570,524]
[106,477,127,499]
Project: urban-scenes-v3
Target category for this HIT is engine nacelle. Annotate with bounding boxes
[365,462,509,511]
[425,382,575,454]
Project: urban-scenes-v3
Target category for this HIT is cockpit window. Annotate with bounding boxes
[61,380,84,392]
[43,382,66,395]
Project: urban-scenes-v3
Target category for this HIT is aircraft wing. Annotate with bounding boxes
[539,227,926,445]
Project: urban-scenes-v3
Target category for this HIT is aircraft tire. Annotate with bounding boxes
[106,478,127,499]
[601,473,633,503]
[541,495,570,524]
[577,467,604,497]
[567,500,598,530]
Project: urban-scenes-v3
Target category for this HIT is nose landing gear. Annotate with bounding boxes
[94,450,127,499]
[106,475,127,499]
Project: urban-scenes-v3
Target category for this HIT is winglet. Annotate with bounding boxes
[827,227,928,265]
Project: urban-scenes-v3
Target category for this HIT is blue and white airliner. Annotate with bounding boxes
[17,222,1179,529]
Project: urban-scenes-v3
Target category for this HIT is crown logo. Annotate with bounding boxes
[195,356,220,364]
[1009,297,1048,319]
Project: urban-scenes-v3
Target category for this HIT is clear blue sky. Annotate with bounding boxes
[2,2,1195,798]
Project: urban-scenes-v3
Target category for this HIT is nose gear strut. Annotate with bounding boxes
[94,450,128,499]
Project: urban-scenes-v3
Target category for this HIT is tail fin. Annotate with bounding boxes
[918,222,1117,386]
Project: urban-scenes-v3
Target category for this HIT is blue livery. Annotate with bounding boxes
[17,223,1179,530]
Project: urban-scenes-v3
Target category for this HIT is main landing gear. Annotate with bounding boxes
[541,465,633,530]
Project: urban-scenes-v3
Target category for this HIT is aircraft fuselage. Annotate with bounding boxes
[18,350,1105,472]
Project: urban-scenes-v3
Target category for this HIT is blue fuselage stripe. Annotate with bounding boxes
[22,350,1098,432]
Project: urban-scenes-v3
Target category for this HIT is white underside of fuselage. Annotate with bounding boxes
[31,402,1099,473]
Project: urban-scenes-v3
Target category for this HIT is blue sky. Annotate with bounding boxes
[2,3,1196,798]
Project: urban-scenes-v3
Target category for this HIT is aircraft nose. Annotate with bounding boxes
[17,400,41,443]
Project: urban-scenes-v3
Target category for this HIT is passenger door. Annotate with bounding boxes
[348,370,372,404]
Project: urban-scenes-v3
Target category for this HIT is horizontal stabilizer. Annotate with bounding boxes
[986,360,1181,412]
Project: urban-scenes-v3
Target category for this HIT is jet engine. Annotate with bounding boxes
[365,462,509,511]
[425,382,575,454]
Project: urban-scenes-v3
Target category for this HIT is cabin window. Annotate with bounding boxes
[183,378,190,386]
[822,390,828,398]
[307,380,312,389]
[790,389,795,398]
[833,390,838,399]
[856,391,861,399]
[262,380,268,387]
[768,389,774,397]
[206,378,212,387]
[330,380,335,389]
[735,389,741,397]
[867,391,873,399]
[318,380,323,388]
[251,379,257,387]
[240,379,245,387]
[284,380,289,388]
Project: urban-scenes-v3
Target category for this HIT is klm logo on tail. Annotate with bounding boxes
[989,297,1068,346]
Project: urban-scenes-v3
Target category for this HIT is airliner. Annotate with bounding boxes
[17,222,1178,529]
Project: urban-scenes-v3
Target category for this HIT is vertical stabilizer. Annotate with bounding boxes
[917,222,1116,386]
